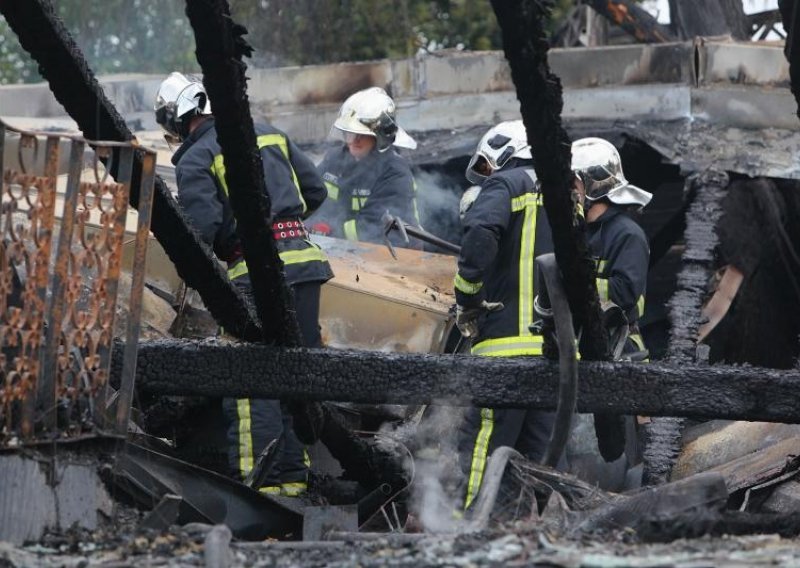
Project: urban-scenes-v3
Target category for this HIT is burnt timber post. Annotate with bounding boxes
[0,0,261,341]
[184,0,302,345]
[490,0,608,360]
[642,170,728,486]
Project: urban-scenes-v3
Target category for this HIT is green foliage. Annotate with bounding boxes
[0,18,42,83]
[0,0,197,84]
[229,0,510,66]
[1,0,577,83]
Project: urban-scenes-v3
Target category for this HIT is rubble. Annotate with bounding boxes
[2,0,800,563]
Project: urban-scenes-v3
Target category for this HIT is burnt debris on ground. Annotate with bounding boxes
[1,0,800,564]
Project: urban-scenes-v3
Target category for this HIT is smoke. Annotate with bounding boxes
[375,401,470,533]
[414,169,464,247]
[413,404,470,533]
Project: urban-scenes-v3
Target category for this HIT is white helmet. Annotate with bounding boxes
[571,137,652,208]
[332,87,417,152]
[466,120,532,184]
[154,72,212,140]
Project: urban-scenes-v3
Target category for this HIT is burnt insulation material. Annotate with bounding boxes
[490,0,607,361]
[643,170,728,487]
[185,0,301,346]
[0,0,260,341]
[122,340,800,423]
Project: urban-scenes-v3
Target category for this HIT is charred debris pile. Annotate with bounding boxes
[1,0,800,561]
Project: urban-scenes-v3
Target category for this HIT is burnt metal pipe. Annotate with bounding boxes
[535,254,578,468]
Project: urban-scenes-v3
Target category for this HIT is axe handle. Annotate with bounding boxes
[393,223,461,254]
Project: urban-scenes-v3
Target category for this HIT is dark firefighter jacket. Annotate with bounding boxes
[172,117,333,286]
[454,159,554,357]
[587,206,649,328]
[313,145,420,246]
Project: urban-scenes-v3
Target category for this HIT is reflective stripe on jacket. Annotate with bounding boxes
[588,206,649,326]
[172,118,333,286]
[454,161,554,357]
[312,145,420,247]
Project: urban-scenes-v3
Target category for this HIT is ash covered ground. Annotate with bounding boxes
[7,513,800,567]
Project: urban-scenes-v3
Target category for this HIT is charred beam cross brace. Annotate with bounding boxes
[128,340,800,424]
[185,0,301,346]
[0,0,261,341]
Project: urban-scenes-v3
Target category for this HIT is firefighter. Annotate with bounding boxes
[154,71,333,496]
[453,120,556,510]
[571,137,651,354]
[309,87,421,247]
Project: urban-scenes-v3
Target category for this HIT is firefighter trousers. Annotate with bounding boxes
[223,278,322,494]
[457,405,556,510]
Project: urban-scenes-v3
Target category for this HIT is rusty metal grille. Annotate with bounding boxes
[0,121,156,444]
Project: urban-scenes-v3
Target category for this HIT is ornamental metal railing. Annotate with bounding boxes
[0,120,155,444]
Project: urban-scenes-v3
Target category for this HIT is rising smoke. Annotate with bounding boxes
[414,169,465,246]
[376,400,470,533]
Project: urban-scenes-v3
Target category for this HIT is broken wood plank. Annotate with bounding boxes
[673,421,800,480]
[707,436,800,493]
[123,340,800,424]
[576,472,728,533]
[0,0,260,341]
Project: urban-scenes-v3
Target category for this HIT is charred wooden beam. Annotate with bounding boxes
[318,405,408,491]
[667,170,728,361]
[126,340,800,424]
[585,0,676,43]
[490,0,607,360]
[184,0,301,345]
[0,0,260,341]
[637,511,800,542]
[779,0,800,119]
[643,169,728,486]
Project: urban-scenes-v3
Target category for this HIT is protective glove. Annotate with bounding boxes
[456,300,504,338]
